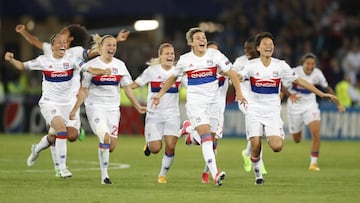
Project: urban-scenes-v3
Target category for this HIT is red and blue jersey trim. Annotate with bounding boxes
[42,69,74,82]
[187,67,217,85]
[150,81,181,93]
[291,83,311,94]
[250,77,281,94]
[91,75,122,86]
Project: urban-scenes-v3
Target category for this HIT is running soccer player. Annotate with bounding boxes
[152,27,246,186]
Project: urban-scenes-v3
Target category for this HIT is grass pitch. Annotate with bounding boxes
[0,134,359,203]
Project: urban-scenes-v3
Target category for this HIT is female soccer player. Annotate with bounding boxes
[5,34,104,178]
[69,34,146,184]
[15,24,124,176]
[131,43,182,183]
[239,32,339,184]
[285,53,345,171]
[152,27,246,186]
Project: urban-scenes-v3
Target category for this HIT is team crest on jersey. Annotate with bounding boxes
[112,67,118,74]
[207,60,214,66]
[63,63,70,69]
[273,71,279,77]
[255,72,260,76]
[225,60,230,65]
[48,65,53,69]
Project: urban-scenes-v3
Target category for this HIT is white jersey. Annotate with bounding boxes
[287,66,328,113]
[233,55,252,99]
[82,57,133,110]
[174,48,232,103]
[135,64,181,119]
[240,57,298,117]
[23,53,88,105]
[43,43,87,100]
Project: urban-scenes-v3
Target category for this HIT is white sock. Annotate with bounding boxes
[50,144,59,170]
[251,157,263,180]
[98,143,110,180]
[245,141,251,157]
[55,131,68,170]
[159,152,174,177]
[201,135,217,180]
[310,156,318,165]
[34,135,52,154]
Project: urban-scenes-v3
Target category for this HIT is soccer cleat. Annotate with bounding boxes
[143,143,150,156]
[101,177,112,184]
[309,164,320,171]
[60,168,72,178]
[158,176,167,184]
[260,163,267,175]
[214,171,226,186]
[179,120,191,137]
[255,178,265,185]
[55,169,61,177]
[26,144,39,167]
[184,134,192,146]
[78,127,86,141]
[201,172,209,183]
[241,150,252,172]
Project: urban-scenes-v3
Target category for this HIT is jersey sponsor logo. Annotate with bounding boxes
[250,77,280,94]
[187,67,217,85]
[43,69,74,82]
[91,75,122,85]
[150,81,180,93]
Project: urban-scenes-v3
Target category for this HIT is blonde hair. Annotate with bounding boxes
[185,27,204,45]
[146,43,174,66]
[90,34,115,53]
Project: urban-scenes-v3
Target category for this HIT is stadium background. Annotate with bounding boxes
[0,0,359,138]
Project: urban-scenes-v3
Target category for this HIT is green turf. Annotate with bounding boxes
[0,134,359,203]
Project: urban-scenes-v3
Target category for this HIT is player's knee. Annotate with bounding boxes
[66,127,79,142]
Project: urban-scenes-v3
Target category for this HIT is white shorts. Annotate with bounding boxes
[186,101,219,133]
[287,106,320,134]
[144,116,180,143]
[245,113,285,140]
[86,107,120,138]
[39,103,80,130]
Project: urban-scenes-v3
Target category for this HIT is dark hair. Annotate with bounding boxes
[207,41,218,47]
[245,36,255,44]
[254,32,275,55]
[64,24,90,48]
[300,53,318,65]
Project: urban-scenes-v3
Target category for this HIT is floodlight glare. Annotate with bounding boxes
[134,20,159,31]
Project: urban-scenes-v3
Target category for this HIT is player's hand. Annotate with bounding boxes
[4,52,14,62]
[69,111,76,120]
[236,94,247,109]
[151,95,161,109]
[104,68,112,75]
[15,24,25,33]
[116,29,130,42]
[289,93,301,104]
[337,104,346,113]
[135,105,147,114]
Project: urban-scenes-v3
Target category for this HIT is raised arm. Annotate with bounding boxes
[4,52,25,71]
[15,24,43,50]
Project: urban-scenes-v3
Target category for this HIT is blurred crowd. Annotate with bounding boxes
[1,0,360,107]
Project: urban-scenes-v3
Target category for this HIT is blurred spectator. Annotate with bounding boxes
[335,75,360,108]
[341,38,360,85]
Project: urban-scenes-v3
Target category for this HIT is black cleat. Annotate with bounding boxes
[255,178,264,185]
[101,177,112,185]
[144,143,151,156]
